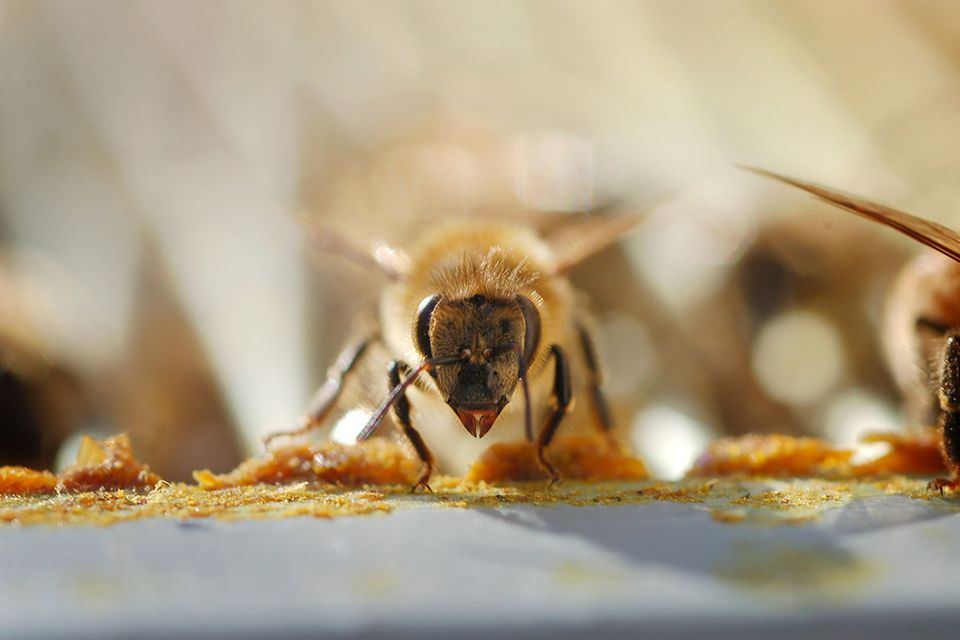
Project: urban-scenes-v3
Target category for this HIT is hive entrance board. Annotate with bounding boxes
[2,478,960,640]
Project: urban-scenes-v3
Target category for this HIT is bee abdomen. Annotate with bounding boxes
[936,337,960,470]
[940,336,960,413]
[940,412,960,470]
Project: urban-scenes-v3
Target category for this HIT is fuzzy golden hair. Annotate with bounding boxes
[378,222,571,376]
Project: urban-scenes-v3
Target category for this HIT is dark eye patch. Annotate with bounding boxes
[415,294,442,358]
[515,295,541,374]
[917,317,950,335]
[499,319,512,333]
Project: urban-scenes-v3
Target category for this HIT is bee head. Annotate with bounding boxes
[414,293,540,437]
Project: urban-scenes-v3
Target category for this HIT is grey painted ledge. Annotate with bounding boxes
[1,488,959,640]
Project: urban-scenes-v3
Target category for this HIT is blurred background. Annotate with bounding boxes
[1,0,958,480]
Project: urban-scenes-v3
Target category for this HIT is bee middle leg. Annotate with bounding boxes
[389,360,435,492]
[578,325,613,434]
[264,336,373,447]
[536,345,572,484]
[930,335,960,495]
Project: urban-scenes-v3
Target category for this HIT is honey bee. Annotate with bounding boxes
[268,214,642,490]
[746,167,960,493]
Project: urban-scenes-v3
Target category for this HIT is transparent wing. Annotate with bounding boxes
[548,211,646,275]
[744,166,960,263]
[296,212,410,281]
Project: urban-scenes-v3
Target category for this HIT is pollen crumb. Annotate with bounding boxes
[687,431,946,480]
[689,434,851,478]
[467,434,649,483]
[194,439,420,489]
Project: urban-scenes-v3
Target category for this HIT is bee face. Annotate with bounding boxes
[418,294,527,437]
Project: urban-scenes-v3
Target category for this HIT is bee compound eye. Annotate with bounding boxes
[514,295,542,373]
[415,294,442,359]
[460,348,472,359]
[482,348,494,360]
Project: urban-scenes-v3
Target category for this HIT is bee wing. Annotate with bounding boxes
[549,212,645,275]
[296,212,410,280]
[744,166,960,263]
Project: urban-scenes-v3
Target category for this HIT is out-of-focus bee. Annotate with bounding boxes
[747,167,960,493]
[269,214,642,489]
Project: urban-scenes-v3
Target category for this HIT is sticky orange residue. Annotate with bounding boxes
[194,439,420,490]
[58,434,162,491]
[688,434,852,477]
[0,434,160,494]
[0,467,58,495]
[851,428,946,476]
[467,434,649,482]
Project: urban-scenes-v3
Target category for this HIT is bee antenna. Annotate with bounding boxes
[356,355,460,442]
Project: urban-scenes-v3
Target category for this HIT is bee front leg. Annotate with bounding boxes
[578,325,613,434]
[264,336,374,447]
[930,335,960,495]
[536,345,572,485]
[389,361,435,492]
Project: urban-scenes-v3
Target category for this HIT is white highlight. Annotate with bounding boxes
[626,179,755,312]
[752,310,845,405]
[331,408,374,445]
[595,313,657,397]
[822,389,900,465]
[511,133,596,212]
[631,405,714,480]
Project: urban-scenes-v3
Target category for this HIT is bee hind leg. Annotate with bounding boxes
[536,345,572,486]
[263,336,374,448]
[578,326,613,434]
[389,361,435,493]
